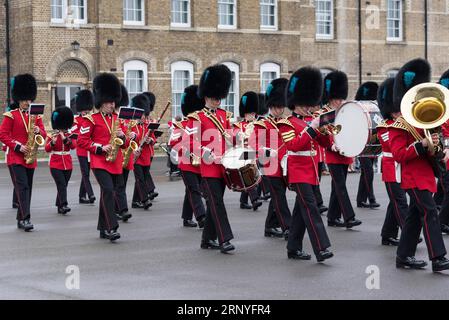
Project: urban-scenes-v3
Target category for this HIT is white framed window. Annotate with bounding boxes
[171,0,191,27]
[51,0,87,24]
[315,0,333,39]
[260,0,277,30]
[387,68,399,78]
[171,61,194,118]
[387,0,403,41]
[218,0,237,29]
[124,60,148,101]
[54,84,84,112]
[260,62,280,93]
[123,0,145,26]
[221,62,240,117]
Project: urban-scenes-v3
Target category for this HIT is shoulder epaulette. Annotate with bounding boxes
[376,120,390,129]
[187,112,200,121]
[82,113,95,124]
[173,121,185,130]
[233,122,243,129]
[226,111,233,120]
[3,112,13,119]
[254,120,267,129]
[277,118,294,128]
[37,115,43,119]
[391,118,408,131]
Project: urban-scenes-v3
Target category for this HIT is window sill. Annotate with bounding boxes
[386,40,406,45]
[260,27,278,34]
[315,38,336,43]
[123,21,146,27]
[217,25,237,31]
[169,25,193,31]
[49,22,92,29]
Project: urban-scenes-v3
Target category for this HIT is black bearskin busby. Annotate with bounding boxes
[257,93,267,116]
[265,78,288,109]
[439,69,449,89]
[239,91,259,118]
[93,73,122,108]
[12,74,37,102]
[142,92,156,112]
[132,94,150,115]
[286,67,323,110]
[393,58,431,112]
[181,85,204,117]
[322,71,348,105]
[118,85,130,107]
[355,82,379,101]
[75,89,94,112]
[51,106,74,130]
[377,78,395,120]
[198,64,232,100]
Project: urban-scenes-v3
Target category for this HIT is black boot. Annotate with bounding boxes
[369,201,380,208]
[432,257,449,272]
[120,209,132,222]
[240,203,252,210]
[17,219,34,232]
[252,200,263,211]
[89,196,96,204]
[220,241,235,253]
[197,216,206,229]
[382,237,400,246]
[132,201,145,209]
[183,219,197,228]
[201,239,220,250]
[318,205,328,214]
[79,197,90,204]
[264,227,284,238]
[441,224,449,235]
[346,218,362,229]
[328,218,345,227]
[144,200,152,210]
[287,250,311,260]
[396,256,427,269]
[316,249,334,262]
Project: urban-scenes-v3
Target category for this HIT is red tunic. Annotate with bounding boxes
[278,114,332,185]
[377,119,397,183]
[73,115,88,158]
[45,132,76,170]
[442,120,449,170]
[134,121,154,167]
[169,118,200,174]
[0,109,47,169]
[77,112,127,175]
[389,118,436,193]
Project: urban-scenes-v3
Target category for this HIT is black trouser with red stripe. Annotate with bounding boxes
[132,164,151,203]
[10,164,34,221]
[201,177,233,245]
[181,170,206,221]
[78,155,94,199]
[240,188,260,205]
[92,169,120,232]
[313,162,325,207]
[50,168,72,208]
[114,169,129,213]
[258,175,271,198]
[327,164,356,222]
[397,188,446,260]
[438,171,449,225]
[8,165,18,207]
[356,157,376,204]
[381,182,408,239]
[434,173,446,207]
[147,162,156,193]
[287,183,331,255]
[265,177,291,231]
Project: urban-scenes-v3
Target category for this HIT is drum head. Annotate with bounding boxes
[334,101,369,157]
[221,147,256,169]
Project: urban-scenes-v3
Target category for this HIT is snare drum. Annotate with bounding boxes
[333,101,383,157]
[221,147,261,192]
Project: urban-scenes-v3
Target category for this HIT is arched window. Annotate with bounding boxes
[171,61,194,118]
[260,62,280,93]
[124,60,148,101]
[221,62,240,117]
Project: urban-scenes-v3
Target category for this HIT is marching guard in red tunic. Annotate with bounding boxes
[278,67,334,262]
[0,74,47,231]
[78,73,128,242]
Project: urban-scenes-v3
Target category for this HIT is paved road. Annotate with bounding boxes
[0,158,448,300]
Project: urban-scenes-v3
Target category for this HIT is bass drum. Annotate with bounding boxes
[333,101,383,158]
[221,147,261,192]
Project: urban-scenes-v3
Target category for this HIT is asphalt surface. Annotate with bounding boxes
[0,158,449,300]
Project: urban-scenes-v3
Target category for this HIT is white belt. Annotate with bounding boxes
[383,152,393,158]
[52,151,70,156]
[287,150,317,157]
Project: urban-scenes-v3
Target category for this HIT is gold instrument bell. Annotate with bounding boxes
[401,82,449,153]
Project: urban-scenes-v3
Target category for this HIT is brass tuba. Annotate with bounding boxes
[24,115,45,165]
[401,82,449,155]
[106,117,124,162]
[122,120,138,168]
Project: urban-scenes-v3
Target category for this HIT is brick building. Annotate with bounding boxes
[0,0,448,125]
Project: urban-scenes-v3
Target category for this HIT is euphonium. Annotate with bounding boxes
[122,120,138,168]
[401,82,449,155]
[24,115,45,165]
[106,117,124,162]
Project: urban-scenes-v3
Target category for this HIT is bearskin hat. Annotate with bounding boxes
[93,73,122,108]
[439,69,449,89]
[239,91,259,118]
[132,94,150,115]
[118,85,130,107]
[74,89,94,112]
[181,85,204,117]
[355,82,379,101]
[286,67,323,110]
[265,78,288,109]
[322,71,348,105]
[377,78,395,120]
[198,64,232,100]
[51,106,74,130]
[11,74,37,102]
[393,58,431,112]
[142,92,156,112]
[257,93,267,116]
